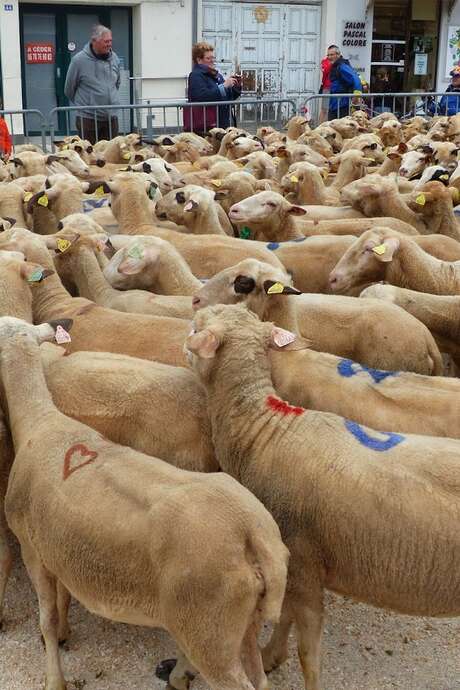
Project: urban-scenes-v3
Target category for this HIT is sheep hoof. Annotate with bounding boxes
[155,658,177,681]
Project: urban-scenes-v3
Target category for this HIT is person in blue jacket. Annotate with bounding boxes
[326,45,362,120]
[184,42,241,134]
[430,66,460,116]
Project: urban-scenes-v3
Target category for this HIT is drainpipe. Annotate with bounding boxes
[192,0,198,44]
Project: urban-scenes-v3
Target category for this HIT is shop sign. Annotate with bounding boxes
[414,53,428,76]
[26,42,55,64]
[447,26,460,78]
[341,18,371,80]
[342,21,367,48]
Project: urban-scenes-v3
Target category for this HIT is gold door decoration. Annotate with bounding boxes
[254,6,270,23]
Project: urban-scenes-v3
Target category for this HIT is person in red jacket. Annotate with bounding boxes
[0,115,12,160]
[319,56,332,122]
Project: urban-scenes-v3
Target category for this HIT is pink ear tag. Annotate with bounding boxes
[184,201,194,212]
[273,329,296,348]
[55,325,72,344]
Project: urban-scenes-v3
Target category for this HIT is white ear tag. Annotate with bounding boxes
[55,325,72,344]
[273,329,296,348]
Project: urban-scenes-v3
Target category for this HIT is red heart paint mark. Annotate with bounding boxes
[63,443,98,481]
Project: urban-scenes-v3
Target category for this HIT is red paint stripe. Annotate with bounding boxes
[266,395,305,416]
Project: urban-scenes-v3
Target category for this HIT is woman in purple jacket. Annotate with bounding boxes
[184,42,241,135]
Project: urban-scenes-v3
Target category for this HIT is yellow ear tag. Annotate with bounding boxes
[122,152,131,160]
[23,192,33,202]
[95,185,105,197]
[415,193,426,206]
[272,157,279,166]
[62,144,69,150]
[372,244,386,256]
[453,188,460,204]
[290,175,299,183]
[56,238,71,253]
[192,161,202,169]
[37,194,49,207]
[211,179,222,187]
[440,174,449,181]
[320,170,329,180]
[267,282,285,295]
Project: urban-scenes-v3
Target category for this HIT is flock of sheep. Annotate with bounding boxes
[0,108,459,690]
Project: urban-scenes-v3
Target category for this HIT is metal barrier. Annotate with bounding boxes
[0,109,48,154]
[47,98,297,147]
[302,92,457,124]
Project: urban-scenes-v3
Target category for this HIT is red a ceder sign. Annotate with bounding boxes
[26,43,55,64]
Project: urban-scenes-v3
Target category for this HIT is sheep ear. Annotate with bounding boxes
[234,275,256,294]
[184,199,199,212]
[44,232,80,253]
[20,262,54,282]
[397,142,408,153]
[287,205,307,216]
[84,181,111,195]
[186,329,220,359]
[368,237,400,262]
[387,152,402,160]
[263,280,301,295]
[213,190,228,200]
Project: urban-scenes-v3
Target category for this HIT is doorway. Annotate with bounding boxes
[370,0,441,100]
[20,4,132,134]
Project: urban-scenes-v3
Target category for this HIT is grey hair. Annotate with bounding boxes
[91,24,111,41]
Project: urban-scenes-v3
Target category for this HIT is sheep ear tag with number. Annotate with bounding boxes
[273,328,296,347]
[148,185,157,200]
[372,244,386,256]
[211,179,222,187]
[23,192,33,203]
[267,282,285,294]
[95,185,105,198]
[56,238,72,253]
[240,226,251,239]
[290,175,299,183]
[37,194,49,208]
[415,193,426,206]
[27,267,44,283]
[122,152,131,160]
[55,325,72,345]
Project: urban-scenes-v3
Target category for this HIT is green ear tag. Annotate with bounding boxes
[27,268,44,283]
[128,244,144,259]
[148,185,157,200]
[240,226,251,240]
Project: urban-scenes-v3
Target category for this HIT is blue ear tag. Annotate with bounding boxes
[27,267,44,283]
[240,226,251,239]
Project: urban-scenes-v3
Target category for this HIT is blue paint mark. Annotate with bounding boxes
[267,242,280,250]
[344,419,405,451]
[83,198,108,214]
[337,358,398,384]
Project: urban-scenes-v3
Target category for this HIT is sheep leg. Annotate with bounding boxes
[293,596,324,690]
[261,601,292,672]
[56,581,71,645]
[21,542,66,690]
[0,520,12,631]
[167,651,197,690]
[241,621,269,690]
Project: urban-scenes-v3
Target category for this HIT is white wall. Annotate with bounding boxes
[136,0,192,102]
[320,0,372,83]
[0,0,23,112]
[436,3,460,93]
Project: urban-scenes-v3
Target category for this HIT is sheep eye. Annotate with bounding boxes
[165,166,172,172]
[176,192,186,204]
[266,201,277,208]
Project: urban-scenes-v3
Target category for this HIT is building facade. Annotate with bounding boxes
[0,0,457,118]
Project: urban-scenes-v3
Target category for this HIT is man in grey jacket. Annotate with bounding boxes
[64,25,121,144]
